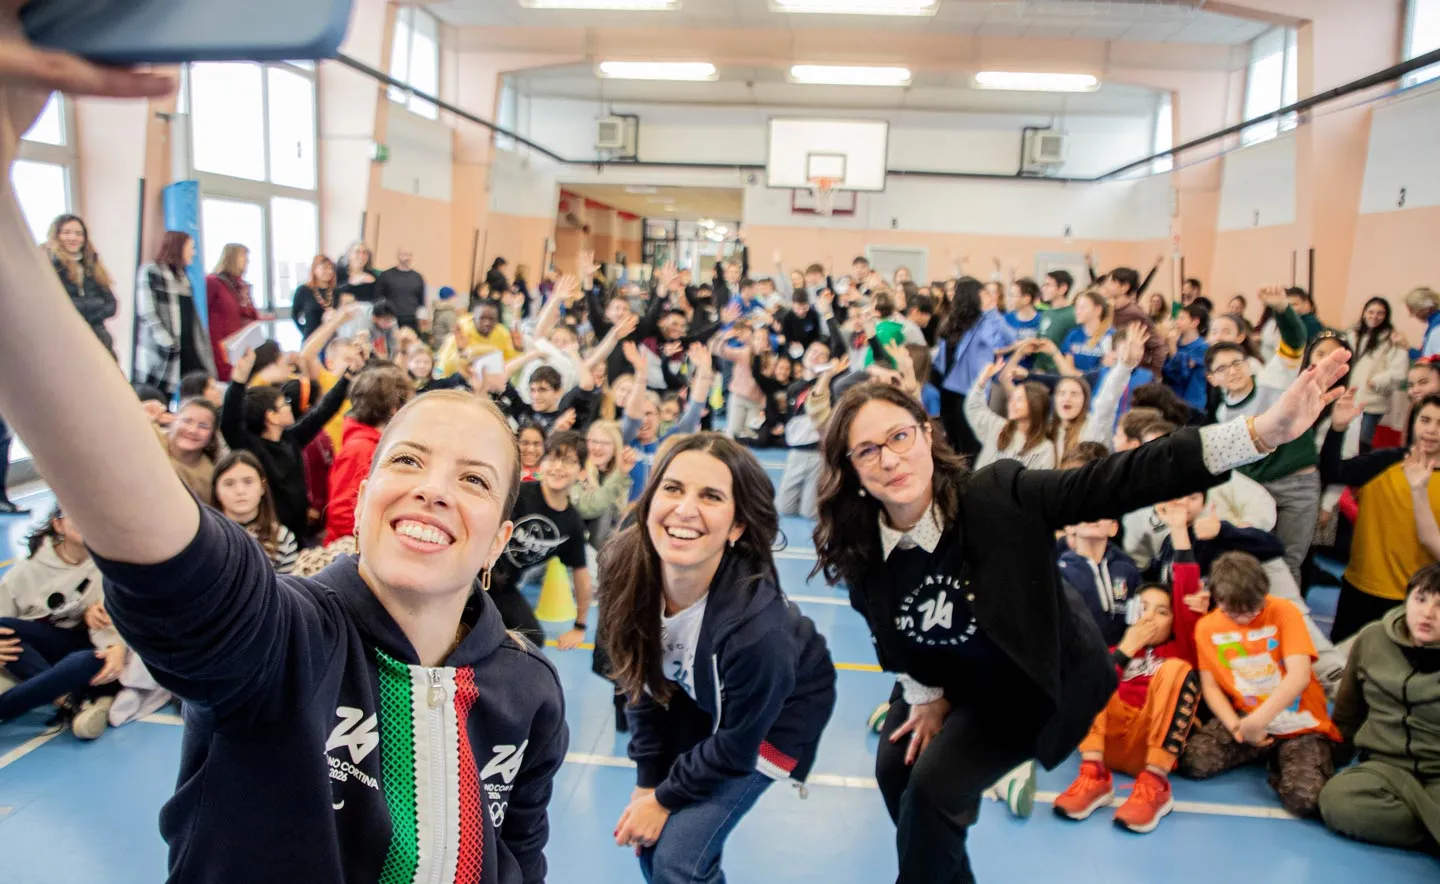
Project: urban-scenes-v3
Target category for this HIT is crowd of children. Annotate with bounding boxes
[4,220,1440,871]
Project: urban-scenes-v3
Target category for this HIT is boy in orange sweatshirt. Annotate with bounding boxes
[1054,498,1207,833]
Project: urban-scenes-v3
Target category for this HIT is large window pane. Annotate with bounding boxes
[23,94,64,146]
[192,63,266,181]
[1152,96,1173,174]
[201,198,269,311]
[267,67,317,190]
[1407,0,1440,87]
[388,7,413,106]
[408,10,439,119]
[10,159,68,244]
[271,197,319,311]
[1242,29,1287,146]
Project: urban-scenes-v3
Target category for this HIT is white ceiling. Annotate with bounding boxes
[508,64,1165,115]
[428,0,1271,45]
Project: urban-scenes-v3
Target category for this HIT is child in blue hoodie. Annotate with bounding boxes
[1059,517,1145,648]
[1163,304,1211,412]
[598,433,837,882]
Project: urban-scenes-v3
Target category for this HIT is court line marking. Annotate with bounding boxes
[131,712,1293,819]
[556,753,1296,820]
[0,730,61,770]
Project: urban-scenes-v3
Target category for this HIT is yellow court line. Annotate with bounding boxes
[0,559,11,570]
[544,639,883,672]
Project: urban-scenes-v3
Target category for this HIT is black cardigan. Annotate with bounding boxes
[849,427,1225,768]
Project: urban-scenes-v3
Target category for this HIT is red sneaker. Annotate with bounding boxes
[1113,770,1174,834]
[1053,760,1114,821]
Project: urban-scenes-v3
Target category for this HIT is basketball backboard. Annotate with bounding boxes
[766,118,889,192]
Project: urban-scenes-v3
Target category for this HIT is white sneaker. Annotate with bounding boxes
[71,696,114,741]
[986,760,1038,819]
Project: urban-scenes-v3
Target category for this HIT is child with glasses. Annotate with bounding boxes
[1179,551,1340,817]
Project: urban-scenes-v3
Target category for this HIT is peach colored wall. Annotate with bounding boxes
[1208,225,1302,313]
[1347,206,1440,344]
[485,214,553,288]
[368,189,454,289]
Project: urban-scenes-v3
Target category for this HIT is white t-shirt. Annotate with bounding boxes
[661,595,709,700]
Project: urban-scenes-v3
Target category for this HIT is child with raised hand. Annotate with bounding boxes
[212,451,298,575]
[1055,499,1207,833]
[1178,551,1341,817]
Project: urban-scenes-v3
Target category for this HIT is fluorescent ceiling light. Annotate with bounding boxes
[973,71,1100,92]
[598,61,717,81]
[790,64,912,87]
[714,226,728,235]
[773,0,936,16]
[521,1,679,10]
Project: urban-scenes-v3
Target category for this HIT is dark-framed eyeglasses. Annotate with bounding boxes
[848,424,920,469]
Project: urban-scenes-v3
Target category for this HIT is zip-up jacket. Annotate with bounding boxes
[95,507,568,884]
[1058,543,1143,648]
[1333,606,1440,778]
[625,553,836,810]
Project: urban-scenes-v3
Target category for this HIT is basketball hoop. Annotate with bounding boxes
[809,177,839,217]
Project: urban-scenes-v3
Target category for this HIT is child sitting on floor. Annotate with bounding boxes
[1178,551,1341,818]
[1055,498,1206,833]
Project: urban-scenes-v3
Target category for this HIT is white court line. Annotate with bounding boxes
[133,717,1296,820]
[0,730,61,770]
[775,548,817,560]
[141,712,185,726]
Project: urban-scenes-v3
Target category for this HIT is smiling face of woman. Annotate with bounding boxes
[57,219,85,253]
[646,450,744,573]
[846,400,934,515]
[355,396,516,602]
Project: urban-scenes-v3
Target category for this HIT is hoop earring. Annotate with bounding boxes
[480,568,492,592]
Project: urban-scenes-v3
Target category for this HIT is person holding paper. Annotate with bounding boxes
[206,243,262,382]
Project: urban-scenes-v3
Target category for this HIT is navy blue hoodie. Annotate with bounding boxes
[1057,543,1144,648]
[94,508,568,884]
[625,553,836,809]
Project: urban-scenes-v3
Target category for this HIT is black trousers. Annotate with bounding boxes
[876,687,1035,884]
[489,583,544,648]
[938,390,981,460]
[1330,577,1402,644]
[0,411,12,500]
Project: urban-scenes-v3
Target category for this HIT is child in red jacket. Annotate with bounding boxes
[323,365,413,544]
[1054,497,1208,833]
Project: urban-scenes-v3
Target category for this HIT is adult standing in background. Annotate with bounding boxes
[136,232,214,399]
[486,256,510,298]
[1406,287,1440,358]
[336,240,378,303]
[932,277,1017,458]
[44,214,116,356]
[290,254,335,342]
[205,243,260,382]
[376,246,424,332]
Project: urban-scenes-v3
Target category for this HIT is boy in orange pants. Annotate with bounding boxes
[1055,499,1207,833]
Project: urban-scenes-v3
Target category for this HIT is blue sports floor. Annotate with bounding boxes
[1,468,1437,883]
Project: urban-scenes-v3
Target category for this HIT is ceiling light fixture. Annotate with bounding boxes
[973,71,1101,93]
[789,64,912,87]
[521,1,680,10]
[597,61,718,81]
[772,0,937,16]
[625,185,659,194]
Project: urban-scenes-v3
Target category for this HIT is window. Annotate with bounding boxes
[389,5,439,120]
[11,94,74,244]
[1405,0,1440,88]
[1242,27,1299,146]
[11,160,69,244]
[191,63,267,181]
[186,61,317,327]
[495,74,518,151]
[1152,95,1174,174]
[202,198,270,311]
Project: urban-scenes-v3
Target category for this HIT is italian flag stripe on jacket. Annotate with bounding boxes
[376,649,485,884]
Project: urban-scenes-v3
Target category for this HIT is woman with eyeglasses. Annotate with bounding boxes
[810,343,1353,884]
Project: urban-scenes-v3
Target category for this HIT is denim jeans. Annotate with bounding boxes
[639,772,772,884]
[0,618,102,721]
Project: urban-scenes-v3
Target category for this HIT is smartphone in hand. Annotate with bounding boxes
[22,0,352,64]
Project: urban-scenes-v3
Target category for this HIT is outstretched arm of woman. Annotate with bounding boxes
[1015,347,1352,529]
[0,61,190,564]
